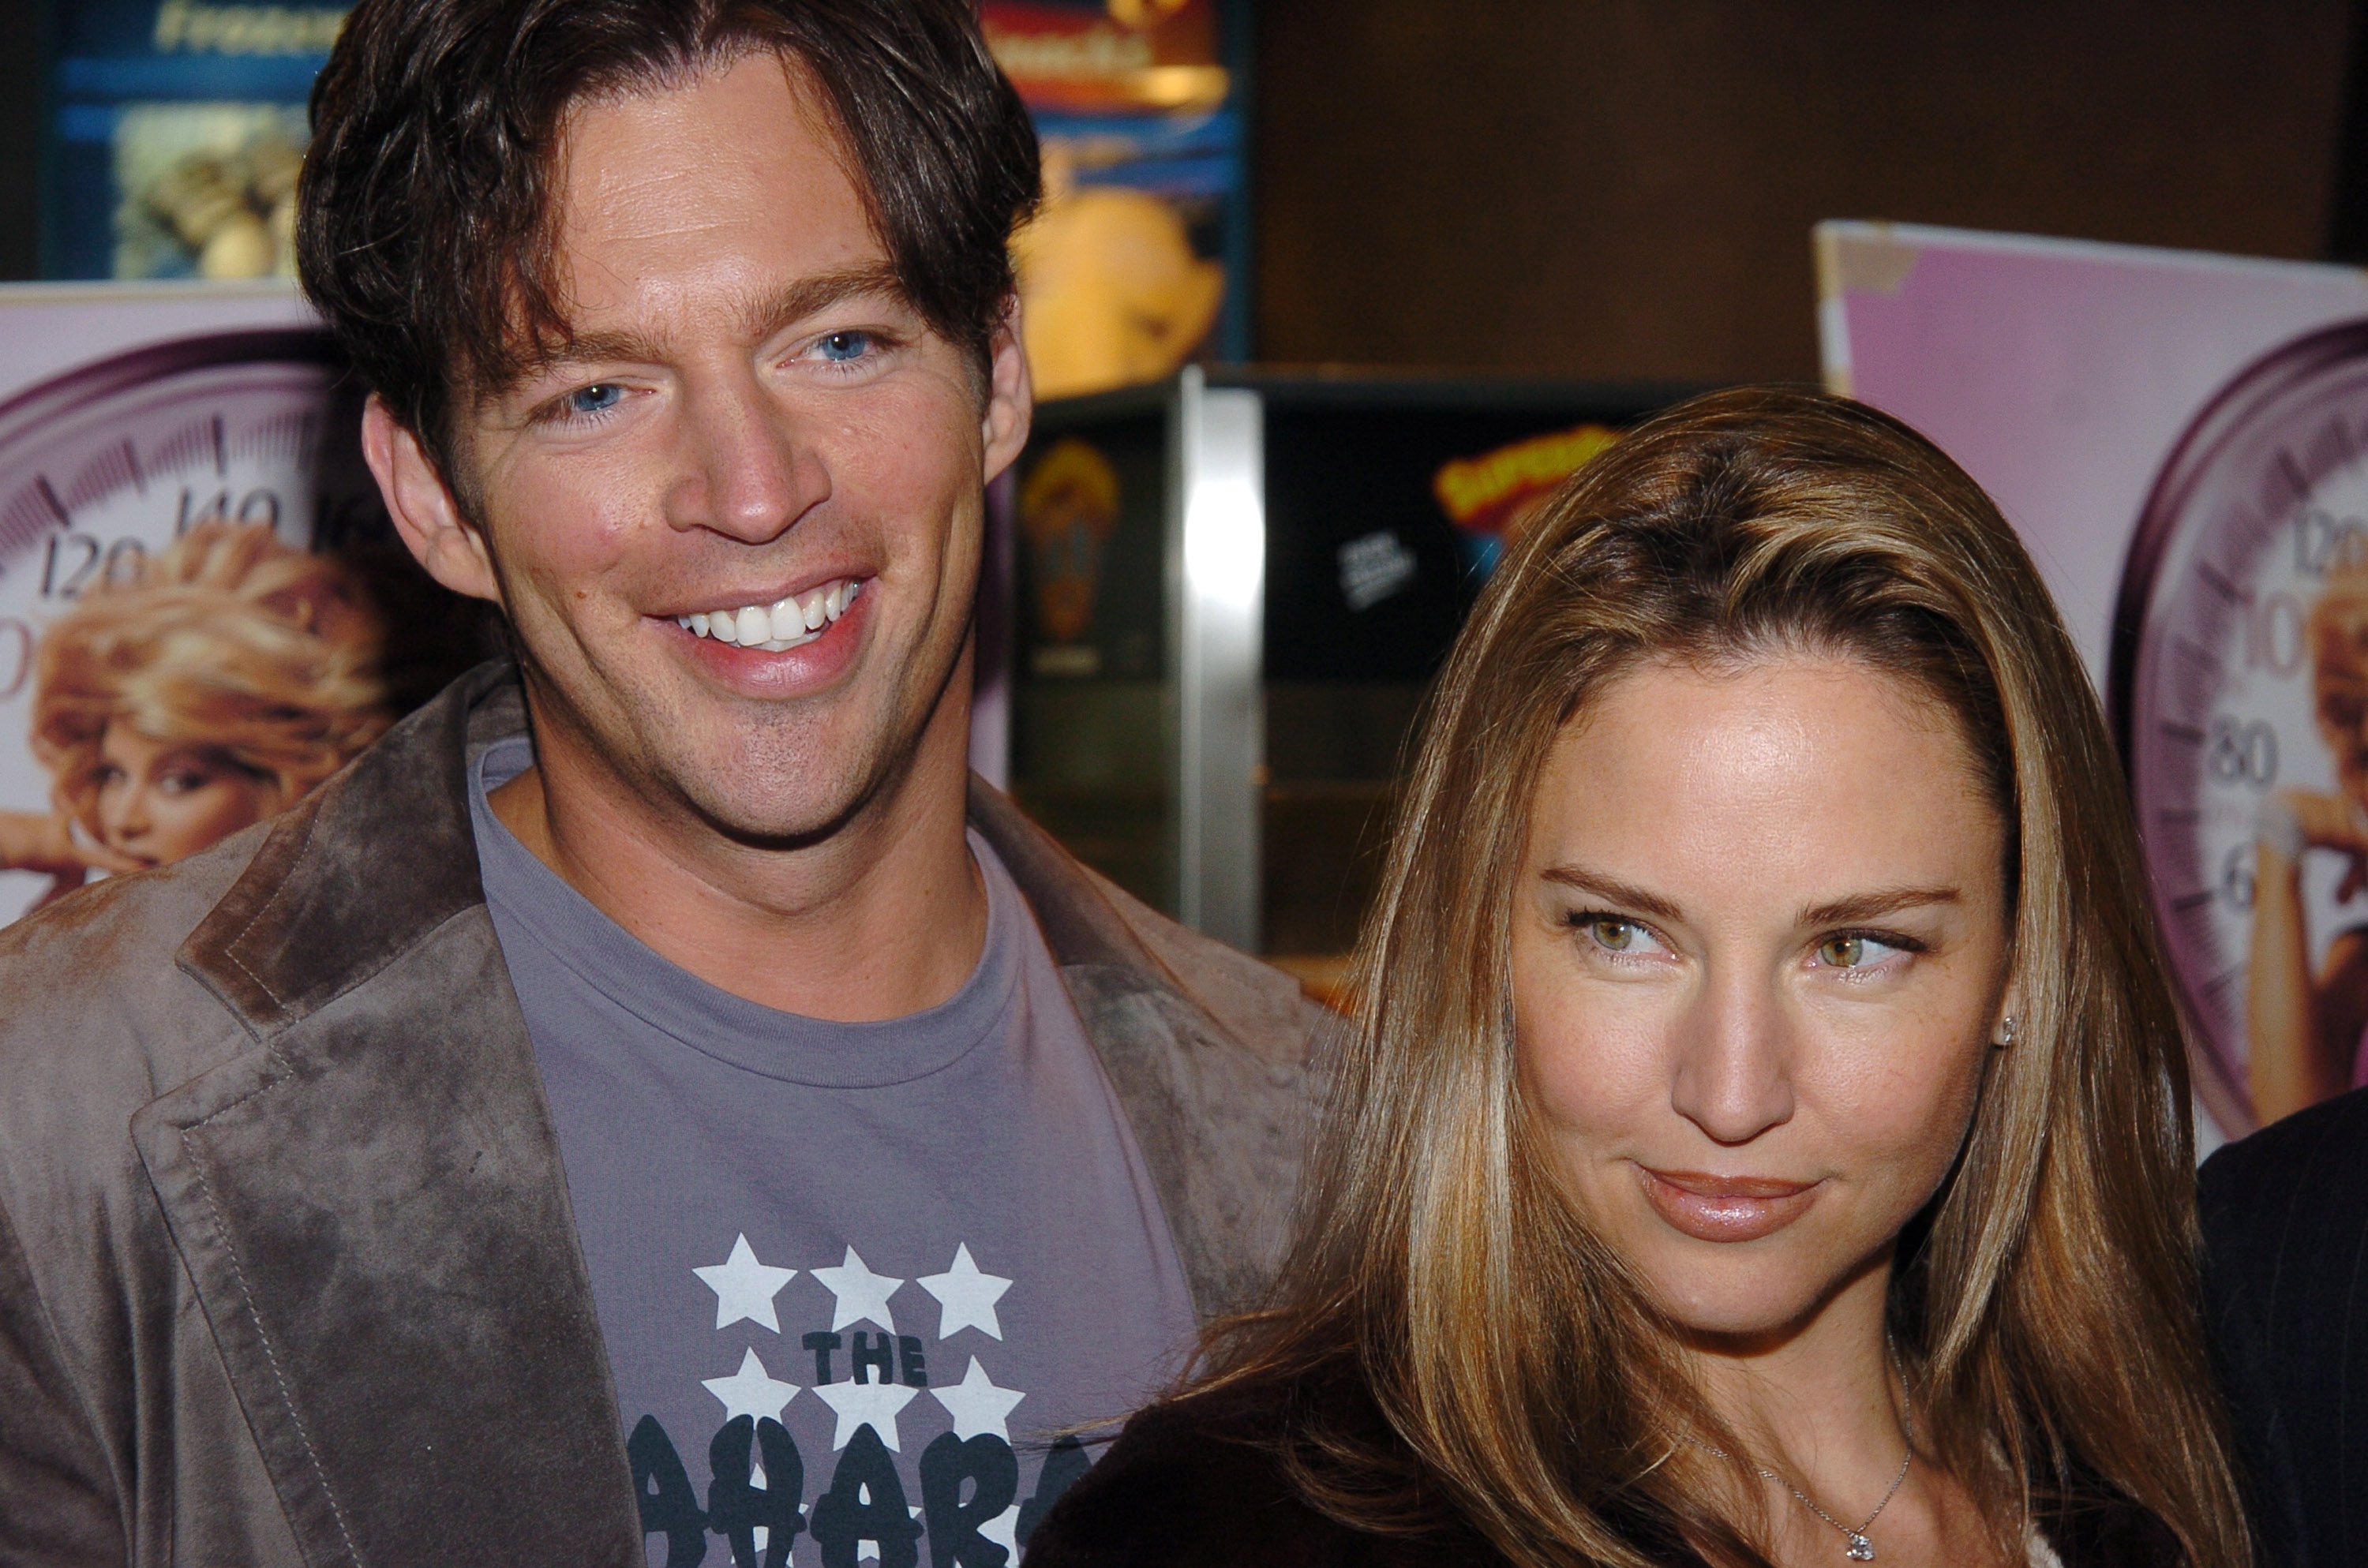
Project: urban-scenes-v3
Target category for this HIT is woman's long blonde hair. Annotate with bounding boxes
[1201,388,2250,1566]
[32,522,392,836]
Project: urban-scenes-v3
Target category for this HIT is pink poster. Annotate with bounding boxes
[1819,223,2368,1141]
[0,283,412,930]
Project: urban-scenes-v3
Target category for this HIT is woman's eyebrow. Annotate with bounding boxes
[1797,886,1961,927]
[1538,865,1684,924]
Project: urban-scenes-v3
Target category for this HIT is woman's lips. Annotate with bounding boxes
[1636,1166,1820,1243]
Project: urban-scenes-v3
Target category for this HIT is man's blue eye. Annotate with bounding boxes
[564,384,624,416]
[816,331,873,363]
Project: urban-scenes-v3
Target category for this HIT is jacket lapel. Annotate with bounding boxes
[133,667,642,1567]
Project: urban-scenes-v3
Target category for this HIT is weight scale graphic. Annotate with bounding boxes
[0,329,383,924]
[2114,319,2368,1132]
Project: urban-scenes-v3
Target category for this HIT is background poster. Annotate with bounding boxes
[1817,223,2368,1143]
[0,282,478,929]
[44,0,343,281]
[982,0,1250,399]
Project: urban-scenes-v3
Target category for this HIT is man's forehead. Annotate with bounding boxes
[480,52,909,394]
[552,48,856,231]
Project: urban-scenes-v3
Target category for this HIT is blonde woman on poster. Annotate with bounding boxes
[2247,563,2368,1121]
[0,522,389,911]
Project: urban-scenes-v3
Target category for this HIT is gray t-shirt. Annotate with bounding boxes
[469,735,1198,1567]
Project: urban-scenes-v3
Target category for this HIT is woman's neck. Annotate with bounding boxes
[1688,1258,1918,1526]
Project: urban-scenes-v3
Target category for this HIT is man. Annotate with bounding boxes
[0,3,1321,1564]
[2200,1096,2368,1567]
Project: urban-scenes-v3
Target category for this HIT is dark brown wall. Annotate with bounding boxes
[1254,1,2353,383]
[0,0,45,281]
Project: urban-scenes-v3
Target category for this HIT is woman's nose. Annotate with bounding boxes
[1667,976,1797,1146]
[99,782,149,845]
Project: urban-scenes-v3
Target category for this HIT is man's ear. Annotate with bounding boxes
[980,296,1033,487]
[361,395,502,604]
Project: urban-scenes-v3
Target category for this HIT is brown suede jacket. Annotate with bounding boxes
[0,664,1326,1566]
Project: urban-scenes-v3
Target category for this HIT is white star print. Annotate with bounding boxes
[916,1243,1013,1341]
[930,1356,1025,1442]
[979,1503,1021,1559]
[693,1233,797,1333]
[813,1376,923,1450]
[811,1245,905,1333]
[701,1347,802,1425]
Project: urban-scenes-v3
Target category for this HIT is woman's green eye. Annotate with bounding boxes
[1589,919,1637,952]
[1819,936,1865,967]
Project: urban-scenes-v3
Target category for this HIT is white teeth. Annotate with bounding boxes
[680,578,863,650]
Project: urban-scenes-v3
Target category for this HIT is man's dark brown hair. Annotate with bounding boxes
[297,0,1042,489]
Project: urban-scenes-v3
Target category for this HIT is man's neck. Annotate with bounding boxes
[486,694,987,1024]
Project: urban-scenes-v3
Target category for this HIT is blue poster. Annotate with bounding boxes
[45,0,343,281]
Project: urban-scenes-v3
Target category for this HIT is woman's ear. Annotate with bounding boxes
[361,395,502,604]
[1994,981,2026,1048]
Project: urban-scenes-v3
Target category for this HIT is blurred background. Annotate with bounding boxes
[0,2,2354,374]
[0,0,2361,1140]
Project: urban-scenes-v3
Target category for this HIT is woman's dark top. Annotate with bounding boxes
[1024,1360,2186,1567]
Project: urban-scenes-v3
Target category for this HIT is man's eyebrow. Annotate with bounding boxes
[515,264,909,380]
[1538,866,1685,925]
[741,264,908,345]
[1797,886,1961,928]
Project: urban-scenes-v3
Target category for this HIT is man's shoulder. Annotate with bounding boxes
[0,822,270,1073]
[2200,1090,2368,1242]
[966,776,1328,1072]
[0,825,278,1240]
[1084,871,1329,1068]
[2198,1090,2368,1308]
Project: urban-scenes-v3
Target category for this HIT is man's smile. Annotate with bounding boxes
[673,574,866,652]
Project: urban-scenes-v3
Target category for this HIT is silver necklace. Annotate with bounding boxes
[1679,1398,1916,1562]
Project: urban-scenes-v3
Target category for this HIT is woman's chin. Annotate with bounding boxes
[1637,1265,1828,1345]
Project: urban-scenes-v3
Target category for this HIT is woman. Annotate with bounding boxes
[0,521,391,907]
[1026,389,2250,1566]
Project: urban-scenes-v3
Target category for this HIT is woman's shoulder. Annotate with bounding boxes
[1023,1364,1503,1568]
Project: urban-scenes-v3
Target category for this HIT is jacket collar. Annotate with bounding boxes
[178,658,512,1029]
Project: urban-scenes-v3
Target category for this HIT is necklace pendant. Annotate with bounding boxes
[1844,1536,1875,1562]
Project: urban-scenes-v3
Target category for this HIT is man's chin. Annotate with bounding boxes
[664,750,886,850]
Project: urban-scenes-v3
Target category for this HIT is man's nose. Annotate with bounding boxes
[667,372,830,544]
[1667,971,1797,1147]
